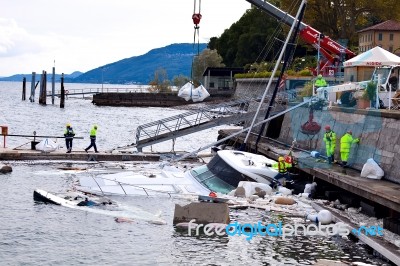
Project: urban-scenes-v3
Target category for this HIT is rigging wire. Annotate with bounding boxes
[254,0,306,152]
[241,0,307,149]
[238,0,302,103]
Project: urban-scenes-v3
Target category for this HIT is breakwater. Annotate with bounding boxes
[92,91,233,107]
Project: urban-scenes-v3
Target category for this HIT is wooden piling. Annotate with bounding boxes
[51,66,55,105]
[22,77,26,101]
[30,72,36,102]
[60,73,65,108]
[39,72,43,104]
[39,71,47,105]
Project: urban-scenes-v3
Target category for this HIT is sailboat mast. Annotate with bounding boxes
[243,0,308,146]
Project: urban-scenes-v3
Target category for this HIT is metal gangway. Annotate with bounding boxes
[134,92,293,151]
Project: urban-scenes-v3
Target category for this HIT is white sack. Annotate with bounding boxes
[191,85,210,102]
[35,138,59,152]
[361,158,384,179]
[177,82,193,101]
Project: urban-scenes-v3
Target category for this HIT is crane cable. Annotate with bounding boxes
[192,0,202,55]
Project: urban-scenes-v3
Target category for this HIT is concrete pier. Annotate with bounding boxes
[0,148,160,162]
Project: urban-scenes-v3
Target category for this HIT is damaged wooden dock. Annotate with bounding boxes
[218,129,400,214]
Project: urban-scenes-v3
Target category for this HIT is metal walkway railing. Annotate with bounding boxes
[134,91,295,151]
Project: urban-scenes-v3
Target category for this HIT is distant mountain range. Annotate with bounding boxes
[0,43,207,84]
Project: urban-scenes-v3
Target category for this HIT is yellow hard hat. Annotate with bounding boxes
[66,123,71,127]
[278,156,285,161]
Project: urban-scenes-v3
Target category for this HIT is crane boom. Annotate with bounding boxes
[245,0,356,72]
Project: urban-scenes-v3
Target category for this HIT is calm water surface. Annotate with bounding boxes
[0,81,390,265]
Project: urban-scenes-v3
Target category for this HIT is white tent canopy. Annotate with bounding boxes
[344,46,400,67]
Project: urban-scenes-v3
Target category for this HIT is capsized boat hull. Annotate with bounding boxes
[33,189,166,224]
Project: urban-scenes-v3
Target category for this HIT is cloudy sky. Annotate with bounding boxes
[0,0,251,77]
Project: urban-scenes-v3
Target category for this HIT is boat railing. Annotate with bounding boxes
[88,176,179,197]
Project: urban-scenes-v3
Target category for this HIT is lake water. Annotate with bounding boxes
[0,81,390,265]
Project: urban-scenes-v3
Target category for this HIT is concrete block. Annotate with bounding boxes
[173,202,230,225]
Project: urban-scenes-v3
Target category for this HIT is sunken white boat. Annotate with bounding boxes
[76,150,280,197]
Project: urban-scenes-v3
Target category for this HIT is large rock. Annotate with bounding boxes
[173,202,230,224]
[254,187,267,198]
[0,165,12,174]
[234,187,246,197]
[274,197,296,205]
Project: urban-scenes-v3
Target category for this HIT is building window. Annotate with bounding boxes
[209,82,214,88]
[390,33,394,41]
[378,33,383,41]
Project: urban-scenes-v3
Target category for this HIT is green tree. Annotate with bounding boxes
[149,68,171,92]
[281,0,400,47]
[209,7,284,67]
[209,0,400,70]
[172,74,190,88]
[192,49,225,85]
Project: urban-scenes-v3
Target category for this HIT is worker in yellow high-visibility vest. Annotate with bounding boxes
[340,130,360,167]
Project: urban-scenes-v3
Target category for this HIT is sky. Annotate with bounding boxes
[0,0,251,77]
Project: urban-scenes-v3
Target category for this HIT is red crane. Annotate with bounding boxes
[245,0,356,76]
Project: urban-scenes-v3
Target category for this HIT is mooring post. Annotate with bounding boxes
[39,71,43,104]
[39,71,47,105]
[30,72,36,102]
[60,73,65,108]
[43,71,47,105]
[52,66,55,105]
[22,77,26,101]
